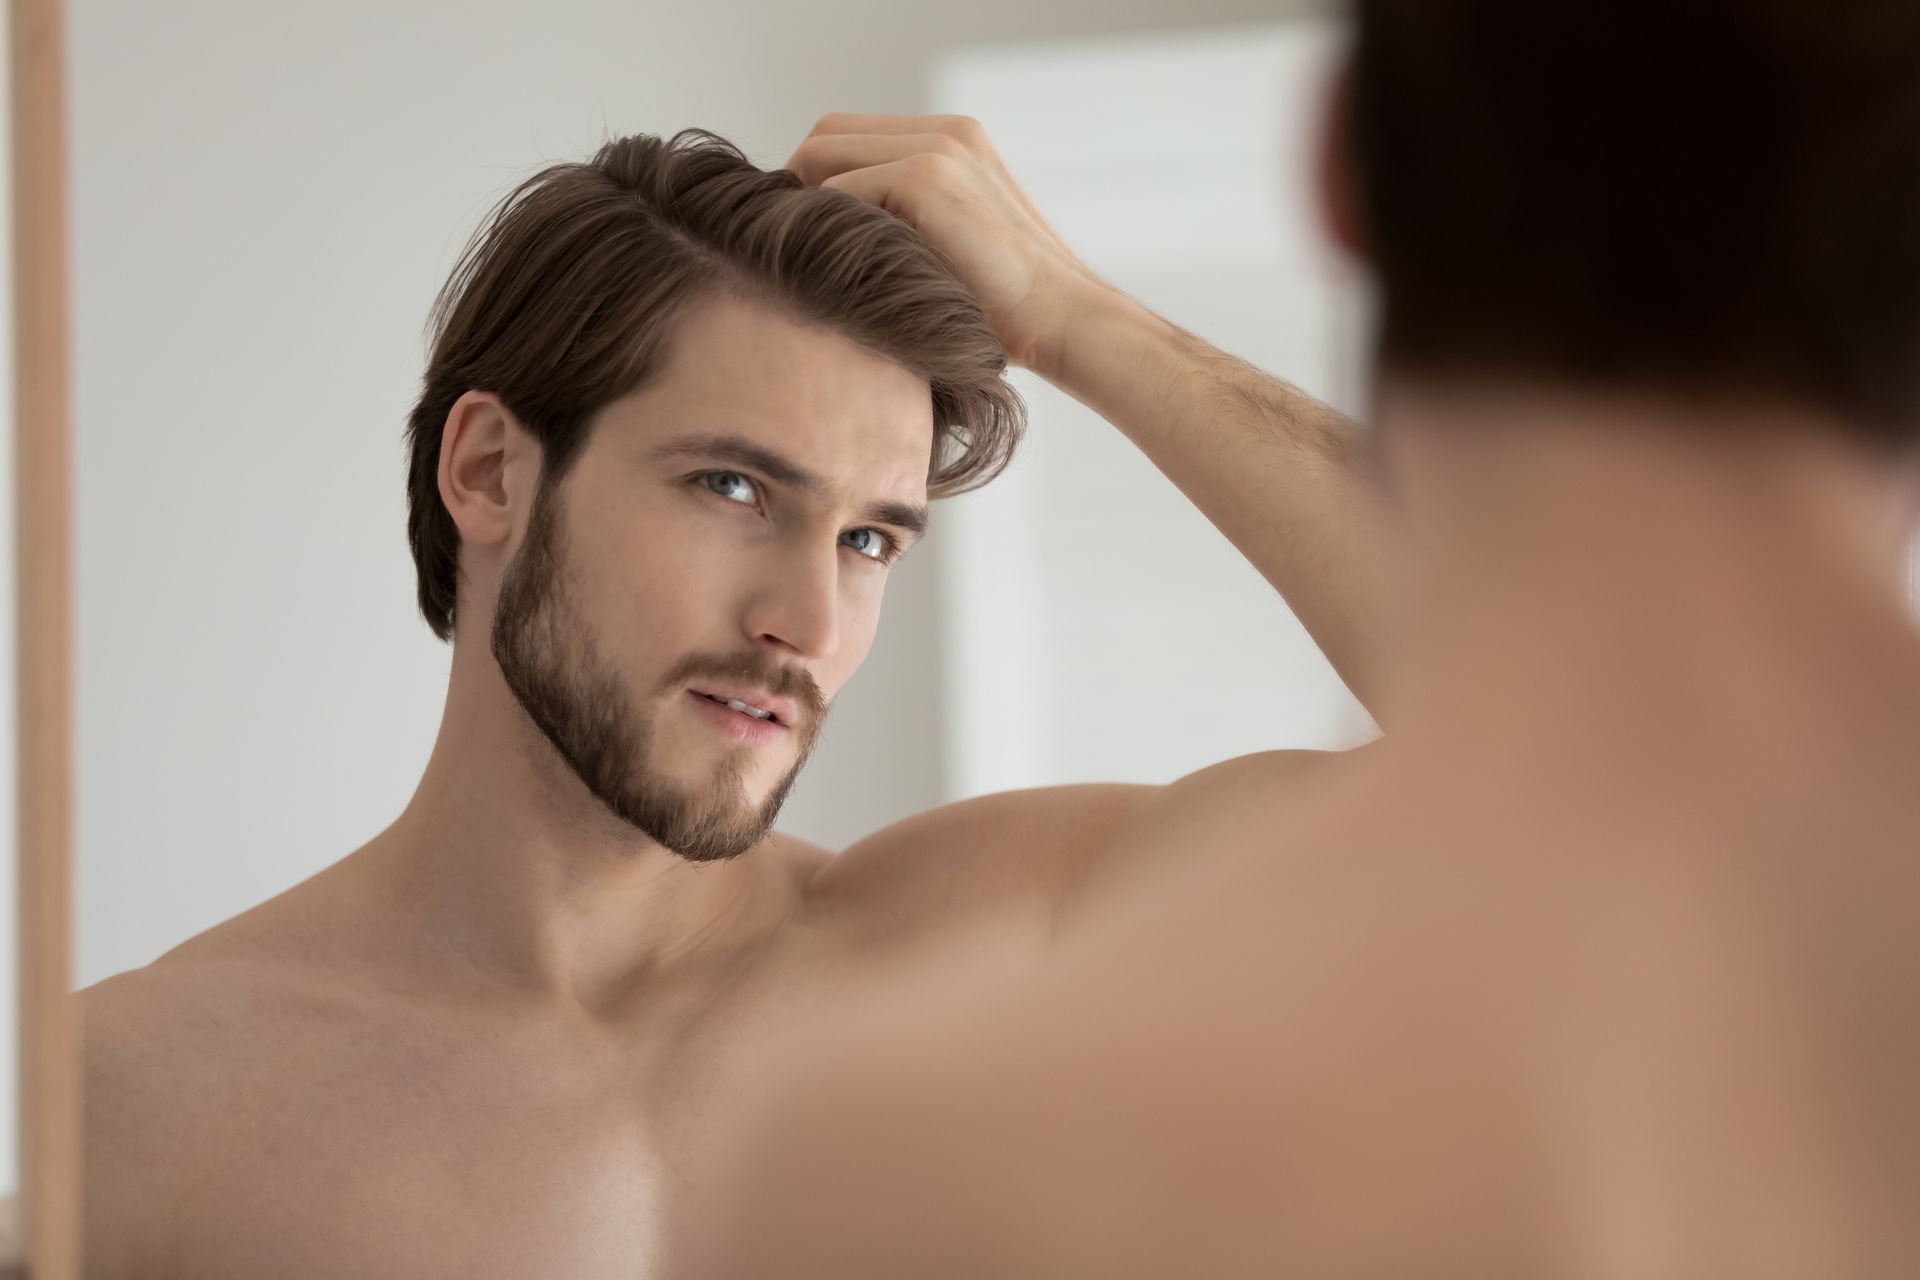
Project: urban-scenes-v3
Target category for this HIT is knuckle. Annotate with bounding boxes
[937,114,989,146]
[907,149,959,181]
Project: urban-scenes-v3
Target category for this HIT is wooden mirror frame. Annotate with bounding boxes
[11,0,80,1275]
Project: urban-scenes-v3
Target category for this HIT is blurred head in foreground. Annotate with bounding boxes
[1339,0,1920,452]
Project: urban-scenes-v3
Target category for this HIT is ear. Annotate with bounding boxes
[437,390,541,553]
[1315,50,1374,268]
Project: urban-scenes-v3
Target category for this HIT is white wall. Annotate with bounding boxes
[69,0,1326,989]
[932,26,1374,799]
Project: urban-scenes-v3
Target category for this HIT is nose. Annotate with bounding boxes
[741,540,841,661]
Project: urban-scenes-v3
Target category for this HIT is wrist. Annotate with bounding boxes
[1040,276,1148,391]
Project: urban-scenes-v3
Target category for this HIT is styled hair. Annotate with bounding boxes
[1349,0,1920,446]
[405,129,1025,641]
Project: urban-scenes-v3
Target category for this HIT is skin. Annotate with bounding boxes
[686,84,1920,1280]
[76,116,1387,1279]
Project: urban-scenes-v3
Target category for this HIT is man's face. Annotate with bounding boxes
[491,292,935,860]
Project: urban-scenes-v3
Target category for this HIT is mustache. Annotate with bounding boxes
[657,651,828,728]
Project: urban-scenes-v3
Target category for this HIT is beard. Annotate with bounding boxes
[489,480,827,862]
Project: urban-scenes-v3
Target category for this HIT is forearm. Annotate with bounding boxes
[1042,283,1391,716]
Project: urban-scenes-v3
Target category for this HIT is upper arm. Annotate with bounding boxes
[805,749,1344,942]
[805,783,1162,942]
[1048,748,1346,927]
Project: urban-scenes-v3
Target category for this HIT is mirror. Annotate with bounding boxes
[65,3,1359,1271]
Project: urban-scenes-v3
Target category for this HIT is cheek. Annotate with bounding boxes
[619,487,761,585]
[573,506,735,657]
[831,578,889,678]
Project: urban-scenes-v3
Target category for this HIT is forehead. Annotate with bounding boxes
[599,291,936,499]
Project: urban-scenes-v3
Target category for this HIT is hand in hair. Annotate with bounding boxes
[789,113,1389,715]
[785,113,1113,382]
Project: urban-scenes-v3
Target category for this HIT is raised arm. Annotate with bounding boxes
[1045,287,1386,711]
[786,113,1391,714]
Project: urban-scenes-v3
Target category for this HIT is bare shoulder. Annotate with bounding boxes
[802,749,1349,945]
[79,953,256,1278]
[1053,747,1354,924]
[81,913,366,1278]
[801,781,1160,942]
[84,891,382,1092]
[1159,744,1355,814]
[82,931,322,1140]
[82,899,324,1102]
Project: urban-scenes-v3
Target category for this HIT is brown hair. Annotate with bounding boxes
[1350,0,1920,446]
[405,128,1025,641]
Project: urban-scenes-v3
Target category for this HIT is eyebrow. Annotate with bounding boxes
[649,432,930,541]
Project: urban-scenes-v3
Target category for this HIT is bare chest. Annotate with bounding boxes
[144,982,805,1280]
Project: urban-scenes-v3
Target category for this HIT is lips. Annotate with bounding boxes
[687,684,801,729]
[686,689,791,747]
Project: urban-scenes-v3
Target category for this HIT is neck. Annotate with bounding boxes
[1373,379,1920,764]
[350,630,794,1013]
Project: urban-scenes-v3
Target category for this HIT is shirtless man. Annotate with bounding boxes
[689,2,1920,1275]
[77,121,1387,1277]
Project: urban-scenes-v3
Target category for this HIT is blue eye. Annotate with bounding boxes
[841,527,898,563]
[701,471,757,505]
